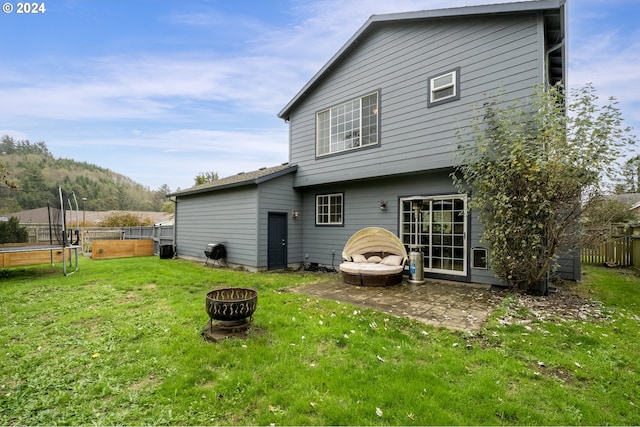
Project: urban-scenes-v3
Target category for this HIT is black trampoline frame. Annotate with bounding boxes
[0,187,80,275]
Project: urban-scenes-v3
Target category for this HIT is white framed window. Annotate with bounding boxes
[428,68,460,107]
[316,92,379,157]
[400,194,467,276]
[316,193,343,226]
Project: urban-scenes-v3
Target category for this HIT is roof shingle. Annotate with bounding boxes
[169,163,297,197]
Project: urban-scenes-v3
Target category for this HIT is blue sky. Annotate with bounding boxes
[1,0,638,192]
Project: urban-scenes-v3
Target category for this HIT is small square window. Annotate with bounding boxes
[428,68,460,107]
[316,193,343,226]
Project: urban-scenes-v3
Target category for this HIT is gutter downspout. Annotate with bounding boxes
[172,197,178,259]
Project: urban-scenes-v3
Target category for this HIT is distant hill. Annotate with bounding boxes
[0,136,173,214]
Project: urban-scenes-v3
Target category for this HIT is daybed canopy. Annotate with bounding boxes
[341,227,408,262]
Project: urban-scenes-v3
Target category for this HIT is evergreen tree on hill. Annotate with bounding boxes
[0,136,172,214]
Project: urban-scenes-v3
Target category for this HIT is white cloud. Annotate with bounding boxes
[48,127,289,190]
[0,130,28,140]
[0,0,529,126]
[130,128,287,154]
[3,0,639,189]
[570,29,640,127]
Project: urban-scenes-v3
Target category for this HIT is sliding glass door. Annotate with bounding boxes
[400,195,467,276]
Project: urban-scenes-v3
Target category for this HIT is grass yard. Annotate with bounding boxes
[0,257,639,425]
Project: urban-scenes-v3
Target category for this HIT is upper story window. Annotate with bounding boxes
[428,68,460,107]
[316,193,343,226]
[316,92,379,157]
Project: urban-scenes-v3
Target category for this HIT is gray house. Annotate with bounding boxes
[170,0,577,286]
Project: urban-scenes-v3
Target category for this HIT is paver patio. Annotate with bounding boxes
[292,277,505,331]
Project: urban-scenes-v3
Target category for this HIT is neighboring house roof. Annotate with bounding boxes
[1,207,51,224]
[620,194,640,211]
[278,0,565,120]
[2,207,173,225]
[169,163,298,197]
[612,193,640,206]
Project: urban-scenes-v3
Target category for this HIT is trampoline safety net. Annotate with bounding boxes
[0,186,81,275]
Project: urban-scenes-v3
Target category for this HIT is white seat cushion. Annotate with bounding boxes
[381,255,404,266]
[351,254,367,263]
[339,262,403,276]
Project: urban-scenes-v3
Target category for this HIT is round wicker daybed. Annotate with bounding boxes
[339,227,408,287]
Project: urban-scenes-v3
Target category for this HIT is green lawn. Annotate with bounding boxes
[1,257,639,425]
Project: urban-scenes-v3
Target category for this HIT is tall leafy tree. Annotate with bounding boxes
[194,171,219,186]
[454,84,635,292]
[0,162,16,189]
[152,184,172,211]
[581,195,639,248]
[16,160,50,209]
[619,155,640,193]
[0,136,17,189]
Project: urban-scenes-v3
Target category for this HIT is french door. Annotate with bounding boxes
[400,195,467,276]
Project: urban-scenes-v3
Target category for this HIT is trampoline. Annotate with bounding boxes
[0,187,81,275]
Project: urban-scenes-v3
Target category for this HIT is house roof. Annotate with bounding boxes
[613,193,640,205]
[1,207,54,224]
[168,163,298,197]
[277,0,565,120]
[613,193,640,211]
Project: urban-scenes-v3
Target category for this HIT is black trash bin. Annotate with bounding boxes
[160,245,174,259]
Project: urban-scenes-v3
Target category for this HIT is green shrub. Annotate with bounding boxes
[99,211,154,227]
[0,216,28,243]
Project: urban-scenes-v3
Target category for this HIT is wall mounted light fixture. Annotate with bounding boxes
[292,210,299,219]
[379,200,387,211]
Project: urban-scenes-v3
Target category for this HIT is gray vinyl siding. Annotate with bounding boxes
[299,168,579,285]
[289,13,544,188]
[468,204,502,285]
[256,174,302,268]
[175,173,300,270]
[299,169,503,285]
[175,186,259,266]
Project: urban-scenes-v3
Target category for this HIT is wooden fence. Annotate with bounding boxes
[82,228,124,253]
[581,223,640,268]
[581,236,636,267]
[0,246,72,268]
[91,239,154,260]
[24,224,61,243]
[19,224,174,256]
[122,225,174,255]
